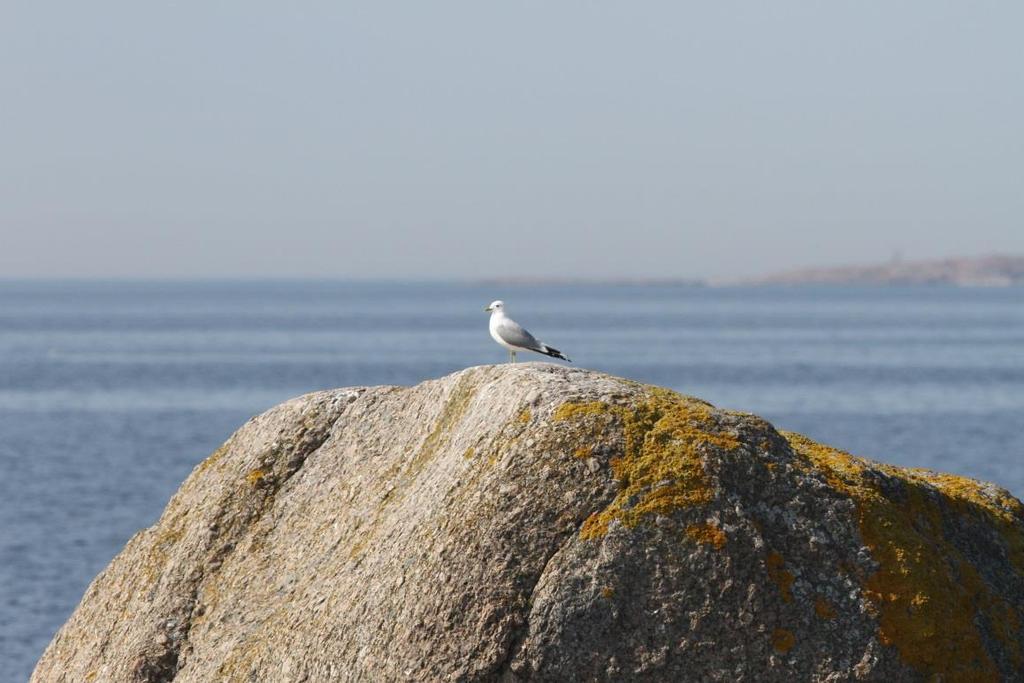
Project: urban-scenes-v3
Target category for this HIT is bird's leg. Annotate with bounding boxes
[511,350,517,363]
[507,349,512,364]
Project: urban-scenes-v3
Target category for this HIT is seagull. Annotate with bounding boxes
[484,300,571,363]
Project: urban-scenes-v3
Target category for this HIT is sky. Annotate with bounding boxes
[1,2,1022,280]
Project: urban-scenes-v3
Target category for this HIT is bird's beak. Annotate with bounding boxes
[484,306,492,312]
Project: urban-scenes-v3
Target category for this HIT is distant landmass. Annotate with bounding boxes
[477,277,705,287]
[738,254,1024,287]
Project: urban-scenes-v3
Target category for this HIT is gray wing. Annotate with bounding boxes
[496,317,543,350]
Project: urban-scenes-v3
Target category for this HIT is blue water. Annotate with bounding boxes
[2,281,1022,680]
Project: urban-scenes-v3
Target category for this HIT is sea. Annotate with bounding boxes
[2,280,1022,681]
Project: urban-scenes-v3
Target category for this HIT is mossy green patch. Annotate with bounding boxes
[554,389,737,539]
[785,431,1024,680]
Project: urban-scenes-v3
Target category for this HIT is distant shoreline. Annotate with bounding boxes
[2,254,1023,287]
[724,254,1024,288]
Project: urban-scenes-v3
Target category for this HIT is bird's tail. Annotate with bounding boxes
[539,345,571,362]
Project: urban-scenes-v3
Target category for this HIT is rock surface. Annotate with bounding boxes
[32,364,1024,682]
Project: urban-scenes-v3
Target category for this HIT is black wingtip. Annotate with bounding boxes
[541,346,571,362]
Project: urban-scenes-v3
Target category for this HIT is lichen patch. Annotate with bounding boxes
[554,389,737,539]
[814,597,836,621]
[772,628,796,653]
[766,552,794,603]
[685,522,727,550]
[785,431,1023,680]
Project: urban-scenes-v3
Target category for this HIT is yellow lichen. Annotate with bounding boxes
[412,376,477,475]
[340,377,480,565]
[154,523,184,548]
[516,408,531,424]
[814,597,836,620]
[990,602,1023,669]
[140,507,190,587]
[555,389,737,539]
[685,522,727,549]
[245,468,267,486]
[920,472,1024,522]
[600,587,615,599]
[194,443,229,476]
[785,431,1024,680]
[348,536,368,560]
[923,472,1024,573]
[573,445,593,459]
[766,552,794,603]
[552,401,609,422]
[772,628,796,653]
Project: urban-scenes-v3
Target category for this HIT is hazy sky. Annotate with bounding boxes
[2,2,1022,280]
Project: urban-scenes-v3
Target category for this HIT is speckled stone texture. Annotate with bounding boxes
[32,364,1024,682]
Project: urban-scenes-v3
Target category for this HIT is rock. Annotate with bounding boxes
[31,364,1024,682]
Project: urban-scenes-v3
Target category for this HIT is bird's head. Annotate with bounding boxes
[484,300,505,313]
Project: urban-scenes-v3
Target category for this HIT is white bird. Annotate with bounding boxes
[484,300,571,363]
